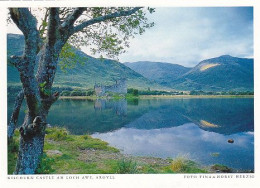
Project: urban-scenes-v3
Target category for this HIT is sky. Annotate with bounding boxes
[7,7,253,67]
[118,7,253,67]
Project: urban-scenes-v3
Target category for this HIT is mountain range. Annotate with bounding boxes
[124,61,191,86]
[7,34,253,92]
[7,34,165,90]
[125,55,253,91]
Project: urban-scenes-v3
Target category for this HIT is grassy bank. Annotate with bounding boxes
[9,127,211,174]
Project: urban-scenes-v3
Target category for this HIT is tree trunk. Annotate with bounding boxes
[14,46,61,174]
[15,115,46,174]
[9,8,62,175]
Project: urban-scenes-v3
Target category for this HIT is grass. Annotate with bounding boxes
[8,127,211,174]
[169,157,208,173]
[115,158,138,174]
[8,130,20,174]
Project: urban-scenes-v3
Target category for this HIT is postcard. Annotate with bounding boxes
[0,0,259,188]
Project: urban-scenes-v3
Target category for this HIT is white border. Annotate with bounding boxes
[0,1,259,188]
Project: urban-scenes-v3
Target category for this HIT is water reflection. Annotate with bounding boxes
[124,98,254,135]
[8,97,254,170]
[92,123,254,170]
[8,98,253,135]
[94,99,127,116]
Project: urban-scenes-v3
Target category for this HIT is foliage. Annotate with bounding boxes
[39,81,51,96]
[60,89,95,96]
[116,158,138,174]
[59,43,88,72]
[170,157,207,173]
[46,127,69,141]
[36,153,55,174]
[70,89,86,96]
[127,88,139,96]
[68,7,155,59]
[8,132,19,174]
[138,89,183,95]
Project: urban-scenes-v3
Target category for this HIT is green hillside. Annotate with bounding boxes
[125,55,254,92]
[7,34,166,90]
[171,55,254,91]
[124,61,191,86]
[7,34,253,92]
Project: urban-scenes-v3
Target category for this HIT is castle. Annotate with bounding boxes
[94,79,127,96]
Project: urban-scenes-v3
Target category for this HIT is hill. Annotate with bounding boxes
[124,61,191,86]
[7,34,254,92]
[7,34,166,90]
[171,55,253,91]
[125,55,253,92]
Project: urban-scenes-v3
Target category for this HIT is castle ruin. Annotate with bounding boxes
[94,79,127,96]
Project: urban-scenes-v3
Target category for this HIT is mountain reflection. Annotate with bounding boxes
[124,98,253,135]
[8,98,253,135]
[8,98,254,170]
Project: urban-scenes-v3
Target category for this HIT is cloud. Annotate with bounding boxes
[119,7,253,67]
[92,123,254,169]
[7,7,253,67]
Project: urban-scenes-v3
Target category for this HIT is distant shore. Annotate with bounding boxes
[59,95,254,100]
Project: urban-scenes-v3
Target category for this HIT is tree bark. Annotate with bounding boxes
[15,116,46,174]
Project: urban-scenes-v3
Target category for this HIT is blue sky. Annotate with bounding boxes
[119,7,253,67]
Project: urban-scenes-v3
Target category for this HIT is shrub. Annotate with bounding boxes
[8,137,19,174]
[170,156,207,173]
[86,90,95,96]
[46,127,69,141]
[171,157,188,172]
[116,158,138,174]
[36,153,55,174]
[70,90,86,96]
[127,88,139,96]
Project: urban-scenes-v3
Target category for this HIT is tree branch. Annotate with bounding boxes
[9,8,40,60]
[39,8,49,39]
[71,7,142,35]
[8,90,24,139]
[9,8,41,117]
[61,8,86,29]
[47,8,60,46]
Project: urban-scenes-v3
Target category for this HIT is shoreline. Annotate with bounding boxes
[8,127,253,174]
[59,95,254,100]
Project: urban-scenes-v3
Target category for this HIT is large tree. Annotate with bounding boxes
[8,7,154,174]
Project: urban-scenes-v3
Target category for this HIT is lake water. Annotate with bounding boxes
[8,98,254,171]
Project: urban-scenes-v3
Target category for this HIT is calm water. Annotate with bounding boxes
[8,98,254,170]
